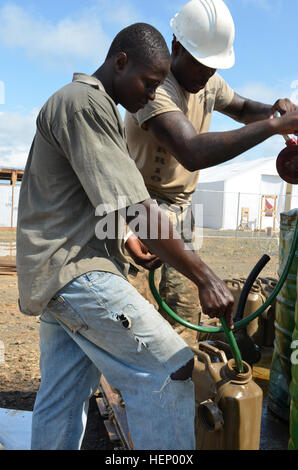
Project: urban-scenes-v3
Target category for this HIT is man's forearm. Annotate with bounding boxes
[126,200,210,287]
[232,99,273,124]
[224,96,298,125]
[188,118,276,171]
[147,109,277,172]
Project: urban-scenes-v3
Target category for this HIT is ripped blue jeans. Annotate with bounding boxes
[31,271,195,450]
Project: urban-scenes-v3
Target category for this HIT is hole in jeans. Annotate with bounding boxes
[135,336,147,352]
[114,314,147,352]
[116,313,132,329]
[170,358,194,381]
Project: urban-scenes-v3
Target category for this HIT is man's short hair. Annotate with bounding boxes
[106,23,170,65]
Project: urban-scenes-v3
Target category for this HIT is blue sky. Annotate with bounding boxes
[0,0,297,169]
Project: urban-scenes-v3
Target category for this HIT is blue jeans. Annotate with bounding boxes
[31,271,195,450]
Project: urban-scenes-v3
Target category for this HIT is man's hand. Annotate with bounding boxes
[271,98,297,117]
[197,266,235,329]
[125,234,162,271]
[272,109,298,136]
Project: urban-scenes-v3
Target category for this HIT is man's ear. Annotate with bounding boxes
[114,52,128,73]
[171,37,183,58]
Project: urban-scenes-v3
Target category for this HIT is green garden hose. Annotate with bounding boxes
[149,215,298,372]
[149,271,245,372]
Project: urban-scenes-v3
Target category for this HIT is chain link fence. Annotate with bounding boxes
[193,189,298,239]
[0,185,297,234]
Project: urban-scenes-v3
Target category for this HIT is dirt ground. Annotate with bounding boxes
[0,230,280,450]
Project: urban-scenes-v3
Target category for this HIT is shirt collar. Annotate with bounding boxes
[72,73,105,92]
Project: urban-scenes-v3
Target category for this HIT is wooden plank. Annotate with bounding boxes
[253,366,270,381]
[95,396,109,419]
[0,263,17,276]
[103,420,121,443]
[99,376,131,449]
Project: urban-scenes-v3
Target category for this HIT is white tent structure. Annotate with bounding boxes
[0,167,23,228]
[0,184,21,228]
[194,157,298,231]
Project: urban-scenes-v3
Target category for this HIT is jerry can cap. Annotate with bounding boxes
[224,359,252,383]
[198,399,224,432]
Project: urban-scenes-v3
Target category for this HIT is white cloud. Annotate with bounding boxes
[91,0,141,27]
[0,0,154,169]
[0,1,174,71]
[0,108,38,147]
[236,82,285,104]
[0,147,28,169]
[0,109,38,169]
[0,4,111,68]
[0,1,170,70]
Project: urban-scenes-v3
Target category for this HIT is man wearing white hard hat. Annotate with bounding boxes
[124,0,298,343]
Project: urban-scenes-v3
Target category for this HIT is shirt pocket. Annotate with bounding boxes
[47,296,88,334]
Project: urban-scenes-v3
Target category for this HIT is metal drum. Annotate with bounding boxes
[268,209,298,422]
[289,264,298,449]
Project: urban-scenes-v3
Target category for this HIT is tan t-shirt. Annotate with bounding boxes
[125,72,234,204]
[17,73,149,315]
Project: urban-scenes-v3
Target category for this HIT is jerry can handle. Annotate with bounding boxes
[191,343,226,383]
[224,279,242,288]
[197,342,228,364]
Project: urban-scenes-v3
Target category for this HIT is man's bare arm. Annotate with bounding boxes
[146,108,298,171]
[221,93,297,124]
[125,199,234,328]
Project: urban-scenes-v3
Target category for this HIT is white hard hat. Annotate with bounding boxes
[170,0,235,69]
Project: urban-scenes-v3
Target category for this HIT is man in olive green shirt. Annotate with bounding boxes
[16,23,235,450]
[17,71,149,316]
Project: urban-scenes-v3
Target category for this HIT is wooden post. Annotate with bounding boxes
[273,196,277,232]
[285,184,292,213]
[10,171,17,228]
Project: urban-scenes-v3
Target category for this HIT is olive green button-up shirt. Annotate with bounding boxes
[17,73,149,315]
